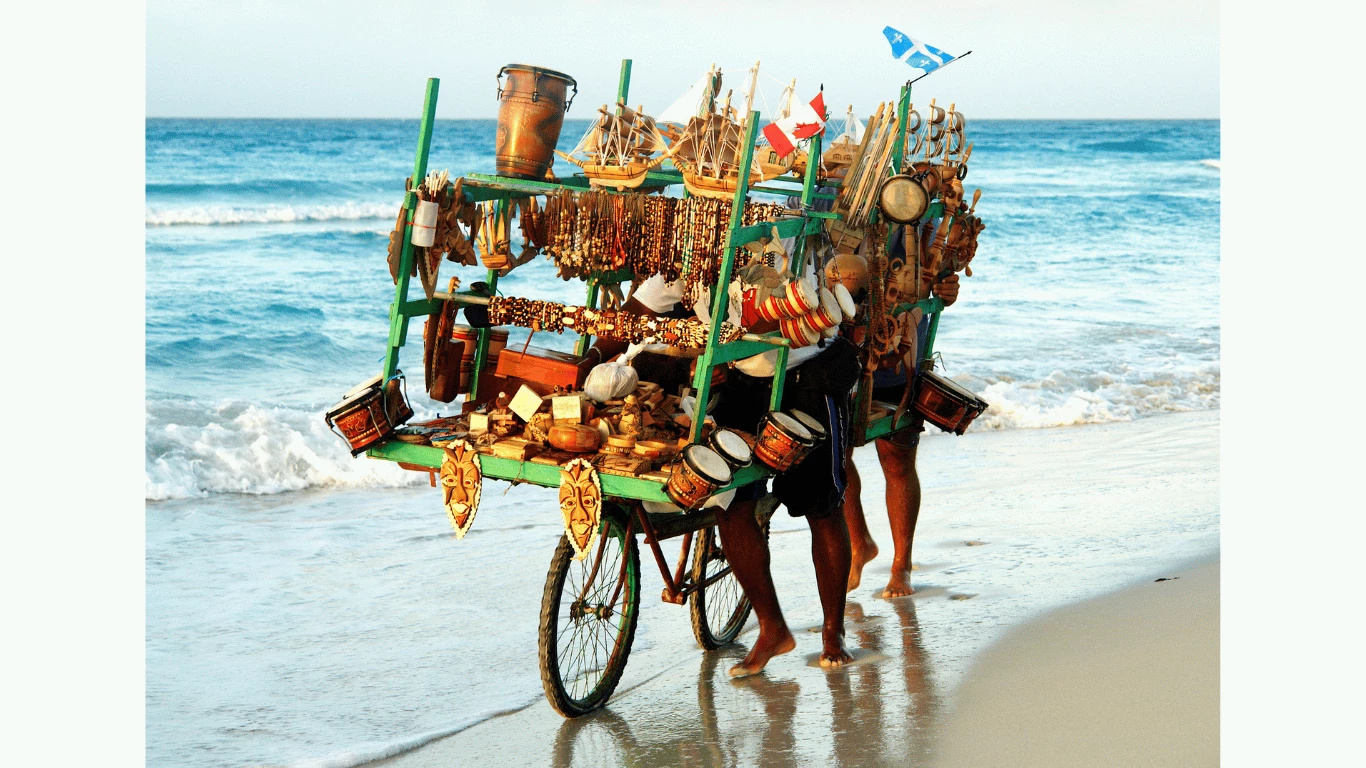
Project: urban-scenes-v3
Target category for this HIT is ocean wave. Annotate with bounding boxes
[1199,158,1220,169]
[146,202,395,226]
[150,364,1220,500]
[146,400,428,500]
[951,364,1220,432]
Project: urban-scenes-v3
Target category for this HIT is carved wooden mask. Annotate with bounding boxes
[440,440,482,539]
[558,458,603,560]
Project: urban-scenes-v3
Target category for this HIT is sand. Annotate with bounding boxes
[934,556,1219,767]
[365,409,1219,768]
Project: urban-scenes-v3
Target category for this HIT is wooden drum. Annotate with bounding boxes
[325,373,411,456]
[789,409,828,447]
[665,445,734,510]
[913,369,989,435]
[495,64,577,180]
[754,411,815,472]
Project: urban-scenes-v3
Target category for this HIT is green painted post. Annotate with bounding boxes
[383,77,440,381]
[617,59,632,109]
[689,112,761,444]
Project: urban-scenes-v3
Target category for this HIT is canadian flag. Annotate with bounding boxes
[761,91,827,158]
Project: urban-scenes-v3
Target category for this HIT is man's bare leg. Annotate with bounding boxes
[842,446,880,592]
[807,511,855,667]
[713,500,796,677]
[876,438,921,598]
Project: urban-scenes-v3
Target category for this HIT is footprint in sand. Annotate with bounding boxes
[948,593,978,601]
[965,540,988,547]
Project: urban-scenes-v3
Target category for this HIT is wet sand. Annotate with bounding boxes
[367,410,1218,768]
[936,555,1218,767]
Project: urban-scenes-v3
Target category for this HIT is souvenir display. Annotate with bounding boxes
[330,62,990,719]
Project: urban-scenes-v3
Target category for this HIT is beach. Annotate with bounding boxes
[143,117,1220,767]
[315,409,1216,768]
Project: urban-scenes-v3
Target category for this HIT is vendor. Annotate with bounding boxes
[591,244,862,676]
[844,220,961,598]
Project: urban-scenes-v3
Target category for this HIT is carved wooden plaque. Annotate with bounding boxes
[558,458,603,561]
[440,440,483,539]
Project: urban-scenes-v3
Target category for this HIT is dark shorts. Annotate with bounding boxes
[711,368,849,520]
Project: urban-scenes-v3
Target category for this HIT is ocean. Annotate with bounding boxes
[145,118,1220,767]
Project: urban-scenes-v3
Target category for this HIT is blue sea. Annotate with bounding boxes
[145,117,1219,767]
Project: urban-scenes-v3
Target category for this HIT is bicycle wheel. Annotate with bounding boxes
[689,524,754,649]
[538,508,641,717]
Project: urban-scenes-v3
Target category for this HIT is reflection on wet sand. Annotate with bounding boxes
[549,598,939,767]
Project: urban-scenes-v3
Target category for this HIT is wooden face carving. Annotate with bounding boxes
[440,440,482,539]
[558,458,603,560]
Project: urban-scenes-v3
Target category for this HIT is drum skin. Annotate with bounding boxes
[496,65,576,180]
[878,174,930,224]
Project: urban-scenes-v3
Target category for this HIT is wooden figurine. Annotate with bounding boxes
[617,394,644,439]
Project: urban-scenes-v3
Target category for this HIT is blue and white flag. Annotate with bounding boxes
[883,26,957,77]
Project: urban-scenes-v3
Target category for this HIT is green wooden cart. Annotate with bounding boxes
[361,61,946,716]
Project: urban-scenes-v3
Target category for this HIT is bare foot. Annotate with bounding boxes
[882,569,914,598]
[819,627,854,668]
[729,627,796,678]
[847,539,879,593]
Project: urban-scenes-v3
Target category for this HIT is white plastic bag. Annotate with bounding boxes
[584,361,639,403]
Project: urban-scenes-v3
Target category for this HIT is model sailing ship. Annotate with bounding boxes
[662,63,794,200]
[555,101,675,190]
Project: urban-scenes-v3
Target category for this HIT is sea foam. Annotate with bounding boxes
[146,201,394,226]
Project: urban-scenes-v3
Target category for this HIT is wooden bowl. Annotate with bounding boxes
[548,423,601,453]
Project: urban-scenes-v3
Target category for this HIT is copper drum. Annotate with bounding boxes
[665,444,733,510]
[495,64,578,180]
[754,411,815,472]
[326,375,396,456]
[707,428,753,471]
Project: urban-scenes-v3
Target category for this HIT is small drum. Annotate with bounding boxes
[757,280,818,321]
[832,283,857,322]
[665,444,734,510]
[788,409,828,447]
[798,287,842,333]
[325,373,411,456]
[754,411,815,472]
[878,174,930,224]
[779,316,818,348]
[707,428,753,471]
[913,369,989,435]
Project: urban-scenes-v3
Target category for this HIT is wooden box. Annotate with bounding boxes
[495,346,593,391]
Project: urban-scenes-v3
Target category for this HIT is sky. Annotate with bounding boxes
[146,0,1218,119]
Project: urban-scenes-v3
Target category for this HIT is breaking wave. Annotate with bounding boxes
[148,366,1220,500]
[1199,158,1220,169]
[146,201,394,226]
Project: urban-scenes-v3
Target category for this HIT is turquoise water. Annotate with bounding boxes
[145,118,1219,500]
[145,118,1219,767]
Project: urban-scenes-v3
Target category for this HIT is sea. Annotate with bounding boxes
[145,118,1220,767]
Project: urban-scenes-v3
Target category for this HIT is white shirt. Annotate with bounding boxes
[630,259,823,378]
